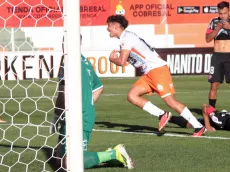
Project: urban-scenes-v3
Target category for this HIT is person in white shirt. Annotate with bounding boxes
[106,14,206,137]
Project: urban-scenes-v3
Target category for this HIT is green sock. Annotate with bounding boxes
[84,152,100,169]
[97,150,116,163]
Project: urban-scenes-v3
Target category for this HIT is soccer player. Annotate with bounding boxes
[169,104,230,132]
[206,1,230,108]
[50,36,65,134]
[53,34,134,170]
[106,15,206,137]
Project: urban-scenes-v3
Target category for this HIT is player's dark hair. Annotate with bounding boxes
[217,1,229,9]
[106,15,129,29]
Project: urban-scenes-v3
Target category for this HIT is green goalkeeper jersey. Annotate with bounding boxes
[81,54,103,132]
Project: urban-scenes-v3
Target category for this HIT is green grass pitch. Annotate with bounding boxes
[0,76,230,172]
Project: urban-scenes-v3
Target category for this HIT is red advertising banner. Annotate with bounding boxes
[0,0,110,27]
[0,0,224,27]
[80,0,110,26]
[113,0,221,24]
[0,0,63,27]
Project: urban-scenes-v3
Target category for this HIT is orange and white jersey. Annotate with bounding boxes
[120,31,167,74]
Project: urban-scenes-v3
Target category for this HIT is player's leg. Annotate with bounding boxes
[84,145,133,169]
[142,66,173,130]
[169,116,204,129]
[169,116,189,128]
[82,131,101,168]
[127,76,165,118]
[56,129,99,169]
[149,65,205,135]
[50,84,65,133]
[208,53,223,108]
[83,131,133,169]
[55,112,133,168]
[162,95,205,135]
[56,121,67,168]
[209,83,219,108]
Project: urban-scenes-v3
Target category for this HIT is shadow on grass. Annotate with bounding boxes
[95,121,191,136]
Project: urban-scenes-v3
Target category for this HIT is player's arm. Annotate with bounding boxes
[109,36,134,66]
[202,104,216,132]
[93,87,103,103]
[206,21,222,43]
[109,49,130,67]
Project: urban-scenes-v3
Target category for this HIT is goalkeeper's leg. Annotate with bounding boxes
[50,84,65,134]
[82,131,133,169]
[56,128,133,169]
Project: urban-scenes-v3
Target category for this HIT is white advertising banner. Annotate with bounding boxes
[0,52,62,80]
[167,53,212,74]
[82,51,135,77]
[0,51,135,80]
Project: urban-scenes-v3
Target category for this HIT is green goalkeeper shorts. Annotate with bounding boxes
[59,123,92,157]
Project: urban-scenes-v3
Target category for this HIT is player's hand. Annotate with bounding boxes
[216,22,223,30]
[109,50,119,61]
[206,126,216,132]
[222,21,230,30]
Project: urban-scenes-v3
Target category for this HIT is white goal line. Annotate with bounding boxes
[0,123,229,140]
[93,129,230,140]
[0,89,230,100]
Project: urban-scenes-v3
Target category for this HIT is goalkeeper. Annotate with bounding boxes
[51,34,134,169]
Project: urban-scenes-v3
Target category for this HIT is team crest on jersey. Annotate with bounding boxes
[157,84,164,92]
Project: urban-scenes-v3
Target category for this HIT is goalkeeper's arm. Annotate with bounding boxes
[93,87,103,103]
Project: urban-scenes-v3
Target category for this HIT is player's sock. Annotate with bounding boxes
[180,107,203,128]
[84,152,100,169]
[143,101,165,117]
[169,116,188,128]
[209,99,216,108]
[97,149,116,163]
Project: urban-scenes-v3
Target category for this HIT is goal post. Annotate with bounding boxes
[0,0,83,171]
[64,0,84,171]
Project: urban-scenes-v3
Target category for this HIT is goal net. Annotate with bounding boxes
[0,0,82,171]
